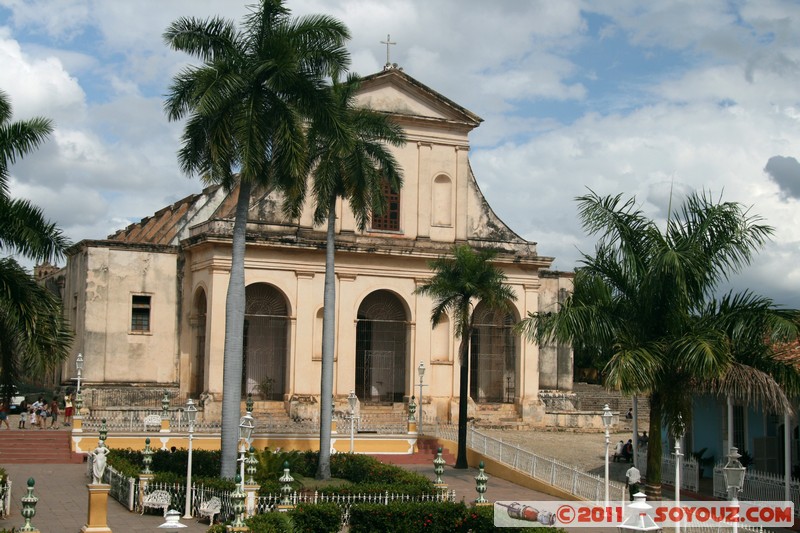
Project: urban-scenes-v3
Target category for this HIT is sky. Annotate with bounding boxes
[1,0,799,308]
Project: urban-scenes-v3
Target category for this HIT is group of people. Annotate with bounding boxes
[612,431,649,463]
[3,394,75,430]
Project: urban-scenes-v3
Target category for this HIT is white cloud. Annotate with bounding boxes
[0,32,86,121]
[1,0,799,309]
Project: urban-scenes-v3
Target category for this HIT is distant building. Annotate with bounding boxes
[51,67,573,425]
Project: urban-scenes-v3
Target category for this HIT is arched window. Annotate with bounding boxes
[470,302,518,403]
[244,283,290,400]
[431,174,452,227]
[431,316,450,362]
[313,307,324,360]
[190,289,207,396]
[355,290,408,402]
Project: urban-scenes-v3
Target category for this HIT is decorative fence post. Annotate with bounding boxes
[19,478,39,533]
[278,461,295,511]
[330,394,338,435]
[138,437,154,512]
[243,446,261,517]
[99,418,108,443]
[160,390,171,432]
[407,395,418,435]
[228,475,248,532]
[433,447,447,491]
[474,461,490,506]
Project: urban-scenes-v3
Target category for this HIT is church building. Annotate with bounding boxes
[54,67,573,426]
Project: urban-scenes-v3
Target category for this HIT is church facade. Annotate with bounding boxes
[54,67,573,425]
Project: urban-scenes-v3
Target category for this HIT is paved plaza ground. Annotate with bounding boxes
[482,427,649,487]
[0,427,693,532]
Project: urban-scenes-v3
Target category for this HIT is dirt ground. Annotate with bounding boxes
[481,427,647,486]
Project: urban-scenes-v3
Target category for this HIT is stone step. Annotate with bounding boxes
[370,438,455,465]
[0,430,85,464]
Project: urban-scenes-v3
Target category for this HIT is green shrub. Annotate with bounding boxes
[245,511,293,533]
[350,501,467,533]
[205,524,227,533]
[349,502,569,533]
[453,504,537,533]
[290,502,341,533]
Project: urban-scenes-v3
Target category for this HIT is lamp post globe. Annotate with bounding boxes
[723,447,746,533]
[238,412,256,488]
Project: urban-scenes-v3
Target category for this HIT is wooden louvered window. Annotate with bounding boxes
[371,179,400,231]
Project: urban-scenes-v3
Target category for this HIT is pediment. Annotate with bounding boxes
[357,68,482,128]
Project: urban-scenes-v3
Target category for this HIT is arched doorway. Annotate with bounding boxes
[190,288,207,397]
[470,302,518,403]
[244,283,289,400]
[355,290,408,403]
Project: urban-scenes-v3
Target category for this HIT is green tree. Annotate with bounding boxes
[284,74,405,479]
[0,89,72,395]
[415,245,516,468]
[519,190,800,496]
[163,0,350,478]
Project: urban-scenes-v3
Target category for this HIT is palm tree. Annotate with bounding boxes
[0,89,72,397]
[163,0,350,478]
[283,74,405,479]
[519,190,800,497]
[415,245,517,468]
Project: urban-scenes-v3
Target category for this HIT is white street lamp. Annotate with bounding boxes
[158,509,188,530]
[238,412,255,488]
[347,390,358,453]
[417,362,426,435]
[183,399,197,519]
[723,447,746,533]
[618,493,661,533]
[602,404,613,507]
[674,414,685,533]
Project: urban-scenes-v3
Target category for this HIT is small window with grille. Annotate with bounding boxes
[131,294,151,333]
[371,179,400,231]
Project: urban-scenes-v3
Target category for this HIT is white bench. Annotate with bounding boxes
[143,414,162,431]
[141,489,171,515]
[198,496,221,523]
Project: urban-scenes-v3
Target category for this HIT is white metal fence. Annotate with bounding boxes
[100,464,457,523]
[437,424,628,502]
[713,463,800,517]
[639,451,700,492]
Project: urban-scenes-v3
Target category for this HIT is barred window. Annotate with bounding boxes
[131,294,151,332]
[371,179,400,231]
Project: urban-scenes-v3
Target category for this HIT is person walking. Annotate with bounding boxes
[0,401,9,429]
[48,397,60,428]
[63,392,73,426]
[625,464,641,501]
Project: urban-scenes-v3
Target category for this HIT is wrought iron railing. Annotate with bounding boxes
[713,463,800,516]
[436,424,628,502]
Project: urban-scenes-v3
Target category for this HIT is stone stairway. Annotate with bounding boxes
[471,402,525,429]
[572,382,650,422]
[370,436,455,465]
[0,430,85,464]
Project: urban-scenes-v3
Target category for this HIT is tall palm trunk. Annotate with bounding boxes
[316,193,337,479]
[644,391,663,499]
[455,325,471,469]
[220,179,251,478]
